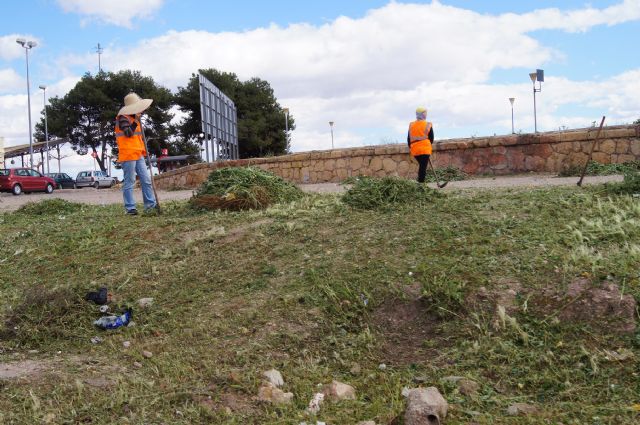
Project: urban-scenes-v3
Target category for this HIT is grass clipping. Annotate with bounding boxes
[190,166,304,211]
[343,176,443,210]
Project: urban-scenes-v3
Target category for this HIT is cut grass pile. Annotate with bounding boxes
[191,166,304,210]
[342,175,443,209]
[0,184,638,424]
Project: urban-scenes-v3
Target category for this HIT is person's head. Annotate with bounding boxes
[415,106,427,120]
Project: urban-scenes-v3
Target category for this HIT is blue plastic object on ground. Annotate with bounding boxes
[94,308,132,330]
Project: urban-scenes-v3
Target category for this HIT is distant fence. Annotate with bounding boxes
[154,124,640,190]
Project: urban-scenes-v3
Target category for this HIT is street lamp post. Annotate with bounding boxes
[529,69,544,133]
[329,121,334,150]
[283,108,289,132]
[39,85,50,173]
[509,97,515,134]
[16,38,37,168]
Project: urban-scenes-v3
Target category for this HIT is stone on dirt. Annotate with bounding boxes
[404,387,448,425]
[137,297,154,308]
[506,402,538,416]
[257,384,294,404]
[322,380,356,401]
[441,376,479,396]
[263,369,284,387]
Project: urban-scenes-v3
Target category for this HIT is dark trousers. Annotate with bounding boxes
[415,154,430,183]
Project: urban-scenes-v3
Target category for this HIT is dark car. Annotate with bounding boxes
[0,168,56,195]
[45,172,76,189]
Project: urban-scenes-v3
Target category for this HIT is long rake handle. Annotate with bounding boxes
[140,122,162,213]
[429,158,448,188]
[577,116,606,187]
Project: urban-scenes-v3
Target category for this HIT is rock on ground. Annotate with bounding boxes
[258,384,293,404]
[441,376,479,396]
[263,369,284,387]
[506,402,538,416]
[322,380,356,401]
[404,387,448,425]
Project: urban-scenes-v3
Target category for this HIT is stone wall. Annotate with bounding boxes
[154,124,640,190]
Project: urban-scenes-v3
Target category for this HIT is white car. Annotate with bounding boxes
[75,170,116,189]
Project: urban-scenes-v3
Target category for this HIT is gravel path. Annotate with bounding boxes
[0,174,624,212]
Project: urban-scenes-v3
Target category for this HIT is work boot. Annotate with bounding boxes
[126,209,138,216]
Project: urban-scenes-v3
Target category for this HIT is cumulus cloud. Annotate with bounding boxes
[0,34,41,61]
[0,68,24,93]
[55,0,164,28]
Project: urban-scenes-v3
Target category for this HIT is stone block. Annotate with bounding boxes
[592,152,611,164]
[336,168,348,179]
[524,155,545,171]
[336,158,346,168]
[555,142,574,155]
[350,156,364,170]
[324,159,336,171]
[399,159,412,172]
[617,154,636,163]
[492,146,507,155]
[369,157,383,171]
[488,153,507,167]
[322,170,333,181]
[630,141,640,156]
[615,139,631,154]
[599,139,616,154]
[313,161,324,171]
[382,158,397,172]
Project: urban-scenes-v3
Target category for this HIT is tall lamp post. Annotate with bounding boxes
[283,108,289,132]
[529,69,544,133]
[329,121,334,149]
[16,38,37,168]
[39,85,50,173]
[509,97,515,134]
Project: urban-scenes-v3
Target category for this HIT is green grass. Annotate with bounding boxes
[0,185,639,424]
[559,160,640,177]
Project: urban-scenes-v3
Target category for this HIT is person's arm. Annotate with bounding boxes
[428,126,434,143]
[117,116,138,137]
[407,130,411,147]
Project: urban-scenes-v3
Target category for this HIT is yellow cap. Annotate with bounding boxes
[416,106,427,114]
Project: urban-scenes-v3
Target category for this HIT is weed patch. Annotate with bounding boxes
[342,176,443,209]
[15,199,85,216]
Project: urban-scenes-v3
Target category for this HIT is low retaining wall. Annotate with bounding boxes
[155,124,640,190]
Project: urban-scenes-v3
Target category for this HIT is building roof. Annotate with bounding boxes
[3,139,69,158]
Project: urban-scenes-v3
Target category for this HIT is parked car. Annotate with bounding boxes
[75,170,116,189]
[45,172,76,189]
[0,168,56,195]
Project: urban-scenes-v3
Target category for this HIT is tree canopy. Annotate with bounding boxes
[174,69,294,158]
[36,71,192,172]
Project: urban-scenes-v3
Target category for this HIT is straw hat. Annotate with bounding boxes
[118,92,153,116]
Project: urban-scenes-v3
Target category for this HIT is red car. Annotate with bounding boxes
[0,168,56,195]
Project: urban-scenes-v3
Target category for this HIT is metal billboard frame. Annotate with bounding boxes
[199,74,239,161]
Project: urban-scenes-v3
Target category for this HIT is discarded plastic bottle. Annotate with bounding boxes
[94,308,133,330]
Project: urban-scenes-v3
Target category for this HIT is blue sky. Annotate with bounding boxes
[1,0,639,176]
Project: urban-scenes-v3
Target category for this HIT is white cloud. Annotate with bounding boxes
[0,68,24,93]
[0,34,41,61]
[55,0,164,28]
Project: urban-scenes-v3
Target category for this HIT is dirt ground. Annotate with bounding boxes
[0,174,623,212]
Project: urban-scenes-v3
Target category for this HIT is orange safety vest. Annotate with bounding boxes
[115,115,146,162]
[408,120,433,156]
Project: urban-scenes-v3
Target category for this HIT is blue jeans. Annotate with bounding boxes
[121,157,156,211]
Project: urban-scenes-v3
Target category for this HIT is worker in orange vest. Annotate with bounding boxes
[407,106,434,183]
[115,92,157,215]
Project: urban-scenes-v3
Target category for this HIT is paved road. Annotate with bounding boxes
[0,174,624,212]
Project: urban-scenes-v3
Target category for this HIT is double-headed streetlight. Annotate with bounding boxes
[529,69,544,133]
[39,85,50,173]
[16,38,37,168]
[508,97,515,134]
[283,108,289,132]
[329,121,335,149]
